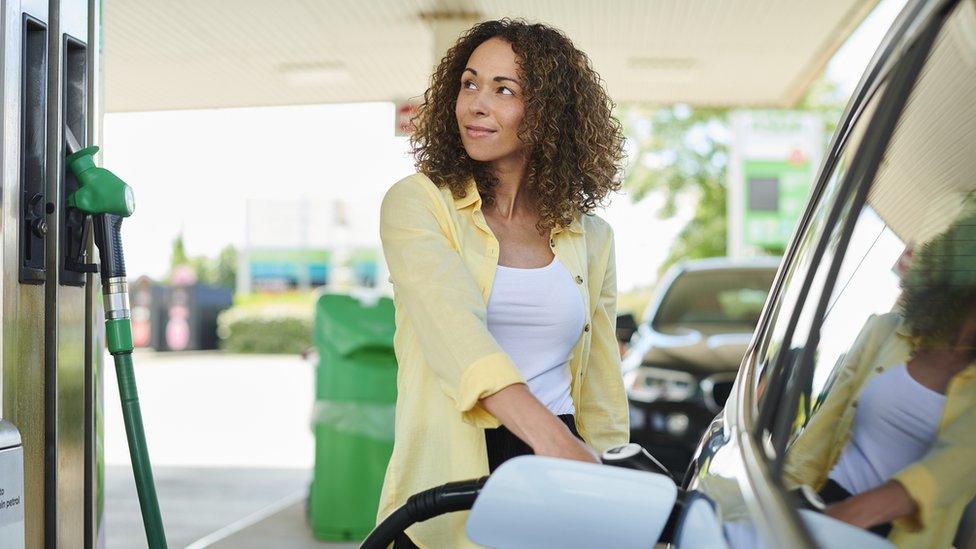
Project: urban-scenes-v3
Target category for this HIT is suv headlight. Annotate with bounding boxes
[625,366,697,403]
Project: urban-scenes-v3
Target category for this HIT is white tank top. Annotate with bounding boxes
[486,257,586,415]
[829,362,946,495]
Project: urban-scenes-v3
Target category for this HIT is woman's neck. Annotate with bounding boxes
[909,347,972,376]
[906,347,972,395]
[489,155,531,221]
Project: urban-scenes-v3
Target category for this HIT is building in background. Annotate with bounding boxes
[238,198,381,293]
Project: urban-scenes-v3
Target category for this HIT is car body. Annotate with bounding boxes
[621,258,779,477]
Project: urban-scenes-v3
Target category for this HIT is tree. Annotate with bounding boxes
[214,245,238,289]
[169,232,189,273]
[621,104,730,274]
[795,77,847,138]
[166,233,237,289]
[619,77,848,275]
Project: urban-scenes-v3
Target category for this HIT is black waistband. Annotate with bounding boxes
[485,413,581,473]
[819,478,893,538]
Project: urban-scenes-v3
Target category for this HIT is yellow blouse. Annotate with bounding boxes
[783,312,976,548]
[376,173,630,548]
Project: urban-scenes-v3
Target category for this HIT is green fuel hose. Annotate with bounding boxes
[114,351,167,548]
[65,128,167,548]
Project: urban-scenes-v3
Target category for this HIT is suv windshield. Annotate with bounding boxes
[653,268,776,331]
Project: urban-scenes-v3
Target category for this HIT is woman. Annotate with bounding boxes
[377,19,629,548]
[784,210,976,548]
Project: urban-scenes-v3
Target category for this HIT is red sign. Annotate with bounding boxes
[788,148,806,165]
[395,100,420,137]
[893,244,915,278]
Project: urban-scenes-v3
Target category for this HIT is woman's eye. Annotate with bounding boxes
[498,87,514,96]
[462,80,476,90]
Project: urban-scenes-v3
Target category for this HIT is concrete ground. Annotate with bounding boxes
[102,350,359,548]
[208,501,357,549]
[106,465,313,548]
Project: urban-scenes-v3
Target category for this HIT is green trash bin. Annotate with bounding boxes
[309,292,397,541]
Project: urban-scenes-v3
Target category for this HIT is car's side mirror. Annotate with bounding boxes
[616,312,638,343]
[466,455,678,548]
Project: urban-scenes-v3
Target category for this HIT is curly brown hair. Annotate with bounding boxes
[899,208,976,357]
[411,19,625,233]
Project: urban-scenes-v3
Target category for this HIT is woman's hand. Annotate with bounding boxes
[824,480,917,529]
[532,431,600,463]
[480,384,599,464]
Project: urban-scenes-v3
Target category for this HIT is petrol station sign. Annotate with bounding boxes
[728,110,824,258]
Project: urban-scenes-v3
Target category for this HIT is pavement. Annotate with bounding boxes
[102,350,359,548]
[105,465,313,548]
[207,501,357,549]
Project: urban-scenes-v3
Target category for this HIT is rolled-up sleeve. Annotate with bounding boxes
[576,226,630,453]
[380,176,525,428]
[782,314,887,490]
[891,393,976,532]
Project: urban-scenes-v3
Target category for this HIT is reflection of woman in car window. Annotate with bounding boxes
[784,210,976,548]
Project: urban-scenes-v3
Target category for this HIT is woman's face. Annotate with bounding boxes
[455,37,526,167]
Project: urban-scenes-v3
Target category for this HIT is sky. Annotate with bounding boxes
[105,0,908,292]
[102,103,414,280]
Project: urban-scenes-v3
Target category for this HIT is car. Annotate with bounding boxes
[619,257,779,477]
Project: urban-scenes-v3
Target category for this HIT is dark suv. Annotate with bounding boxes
[622,258,778,477]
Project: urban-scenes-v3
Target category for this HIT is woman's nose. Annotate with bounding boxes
[468,90,489,116]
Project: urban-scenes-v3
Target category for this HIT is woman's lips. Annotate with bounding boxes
[464,125,496,138]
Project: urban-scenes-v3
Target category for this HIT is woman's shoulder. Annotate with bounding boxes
[580,212,614,243]
[861,311,904,344]
[385,172,441,200]
[380,173,465,237]
[382,172,457,212]
[578,213,615,272]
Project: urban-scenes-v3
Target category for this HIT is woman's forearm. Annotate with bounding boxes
[480,384,597,462]
[825,479,918,529]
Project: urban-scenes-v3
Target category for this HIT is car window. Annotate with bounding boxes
[749,81,886,417]
[653,269,776,331]
[779,1,976,543]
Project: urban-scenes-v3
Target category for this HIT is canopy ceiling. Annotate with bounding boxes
[103,0,879,112]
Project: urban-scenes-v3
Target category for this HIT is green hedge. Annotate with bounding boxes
[217,304,312,354]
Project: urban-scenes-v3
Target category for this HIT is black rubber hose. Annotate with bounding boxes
[360,507,413,549]
[360,477,487,549]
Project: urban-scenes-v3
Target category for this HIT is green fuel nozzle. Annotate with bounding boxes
[65,129,134,284]
[64,127,167,549]
[65,129,134,354]
[65,145,135,218]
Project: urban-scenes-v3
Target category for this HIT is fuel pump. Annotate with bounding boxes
[64,128,167,548]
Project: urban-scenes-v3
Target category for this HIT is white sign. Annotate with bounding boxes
[0,445,25,547]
